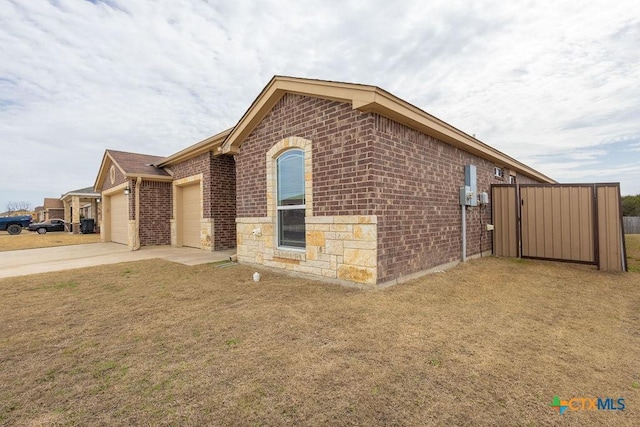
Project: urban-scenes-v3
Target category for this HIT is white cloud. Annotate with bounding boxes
[1,0,639,213]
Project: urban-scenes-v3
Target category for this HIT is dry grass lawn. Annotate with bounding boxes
[626,234,640,272]
[1,252,638,426]
[0,231,100,252]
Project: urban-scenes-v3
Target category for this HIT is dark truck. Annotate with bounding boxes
[0,215,33,235]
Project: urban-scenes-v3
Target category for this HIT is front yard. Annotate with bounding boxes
[0,231,100,252]
[1,248,638,425]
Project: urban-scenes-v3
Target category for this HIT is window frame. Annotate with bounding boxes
[275,148,306,250]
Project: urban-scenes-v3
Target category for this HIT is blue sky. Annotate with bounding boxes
[0,0,639,212]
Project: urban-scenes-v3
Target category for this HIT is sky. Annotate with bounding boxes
[1,0,639,212]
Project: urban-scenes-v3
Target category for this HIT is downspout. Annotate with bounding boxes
[133,176,142,251]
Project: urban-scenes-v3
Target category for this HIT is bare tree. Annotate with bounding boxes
[5,201,32,214]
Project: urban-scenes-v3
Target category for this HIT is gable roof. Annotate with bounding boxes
[94,149,172,191]
[218,76,554,183]
[44,198,64,209]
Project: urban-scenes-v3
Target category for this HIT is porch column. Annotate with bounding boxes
[91,198,99,233]
[63,200,71,224]
[72,196,80,234]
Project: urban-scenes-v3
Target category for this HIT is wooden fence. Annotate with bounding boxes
[623,217,640,234]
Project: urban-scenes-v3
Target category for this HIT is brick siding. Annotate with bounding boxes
[371,115,504,283]
[236,94,375,218]
[235,93,544,284]
[210,155,236,249]
[138,181,172,246]
[172,152,237,250]
[100,159,134,220]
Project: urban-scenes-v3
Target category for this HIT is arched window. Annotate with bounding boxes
[277,149,305,248]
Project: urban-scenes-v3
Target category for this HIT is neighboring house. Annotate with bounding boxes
[95,150,173,247]
[42,198,64,221]
[95,76,554,287]
[60,187,100,233]
[34,206,44,222]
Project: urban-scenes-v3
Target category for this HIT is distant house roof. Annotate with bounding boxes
[94,149,172,191]
[61,186,100,201]
[44,198,64,209]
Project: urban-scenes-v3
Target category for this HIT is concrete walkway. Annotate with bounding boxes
[0,243,236,279]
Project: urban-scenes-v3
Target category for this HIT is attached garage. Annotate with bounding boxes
[180,183,201,248]
[109,192,128,245]
[94,150,172,249]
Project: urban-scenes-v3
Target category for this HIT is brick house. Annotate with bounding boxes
[94,76,553,287]
[95,138,236,251]
[42,198,64,221]
[95,150,173,247]
[219,77,553,287]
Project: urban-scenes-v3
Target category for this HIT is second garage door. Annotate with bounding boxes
[110,192,128,245]
[181,183,201,248]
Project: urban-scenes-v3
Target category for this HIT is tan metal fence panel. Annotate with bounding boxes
[492,185,518,257]
[521,185,594,262]
[597,185,625,271]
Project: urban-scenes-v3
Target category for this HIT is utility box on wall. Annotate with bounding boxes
[463,164,478,206]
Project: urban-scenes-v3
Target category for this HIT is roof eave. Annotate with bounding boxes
[221,76,554,183]
[358,90,556,183]
[157,128,233,166]
[124,173,173,182]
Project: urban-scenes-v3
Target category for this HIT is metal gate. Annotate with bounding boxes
[491,183,627,271]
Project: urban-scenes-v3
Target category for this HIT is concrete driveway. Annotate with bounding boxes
[0,243,236,279]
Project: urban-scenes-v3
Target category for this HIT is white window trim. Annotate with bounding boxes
[275,149,306,251]
[266,137,313,252]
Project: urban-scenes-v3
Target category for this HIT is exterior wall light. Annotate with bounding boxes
[124,187,130,195]
[96,197,101,203]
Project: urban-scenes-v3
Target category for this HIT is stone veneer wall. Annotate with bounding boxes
[237,215,377,286]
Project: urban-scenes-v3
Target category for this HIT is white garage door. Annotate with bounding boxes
[110,193,128,245]
[181,184,201,248]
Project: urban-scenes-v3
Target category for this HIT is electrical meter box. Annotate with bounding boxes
[460,186,474,206]
[463,164,478,206]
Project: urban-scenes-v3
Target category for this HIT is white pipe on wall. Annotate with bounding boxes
[461,204,467,262]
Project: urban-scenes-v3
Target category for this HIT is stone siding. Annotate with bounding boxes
[237,215,377,286]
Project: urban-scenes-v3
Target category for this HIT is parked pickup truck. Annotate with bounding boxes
[0,215,33,235]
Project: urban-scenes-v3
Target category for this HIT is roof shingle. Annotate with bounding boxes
[107,150,170,177]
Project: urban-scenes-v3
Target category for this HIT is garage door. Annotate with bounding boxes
[110,193,128,245]
[181,184,201,248]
